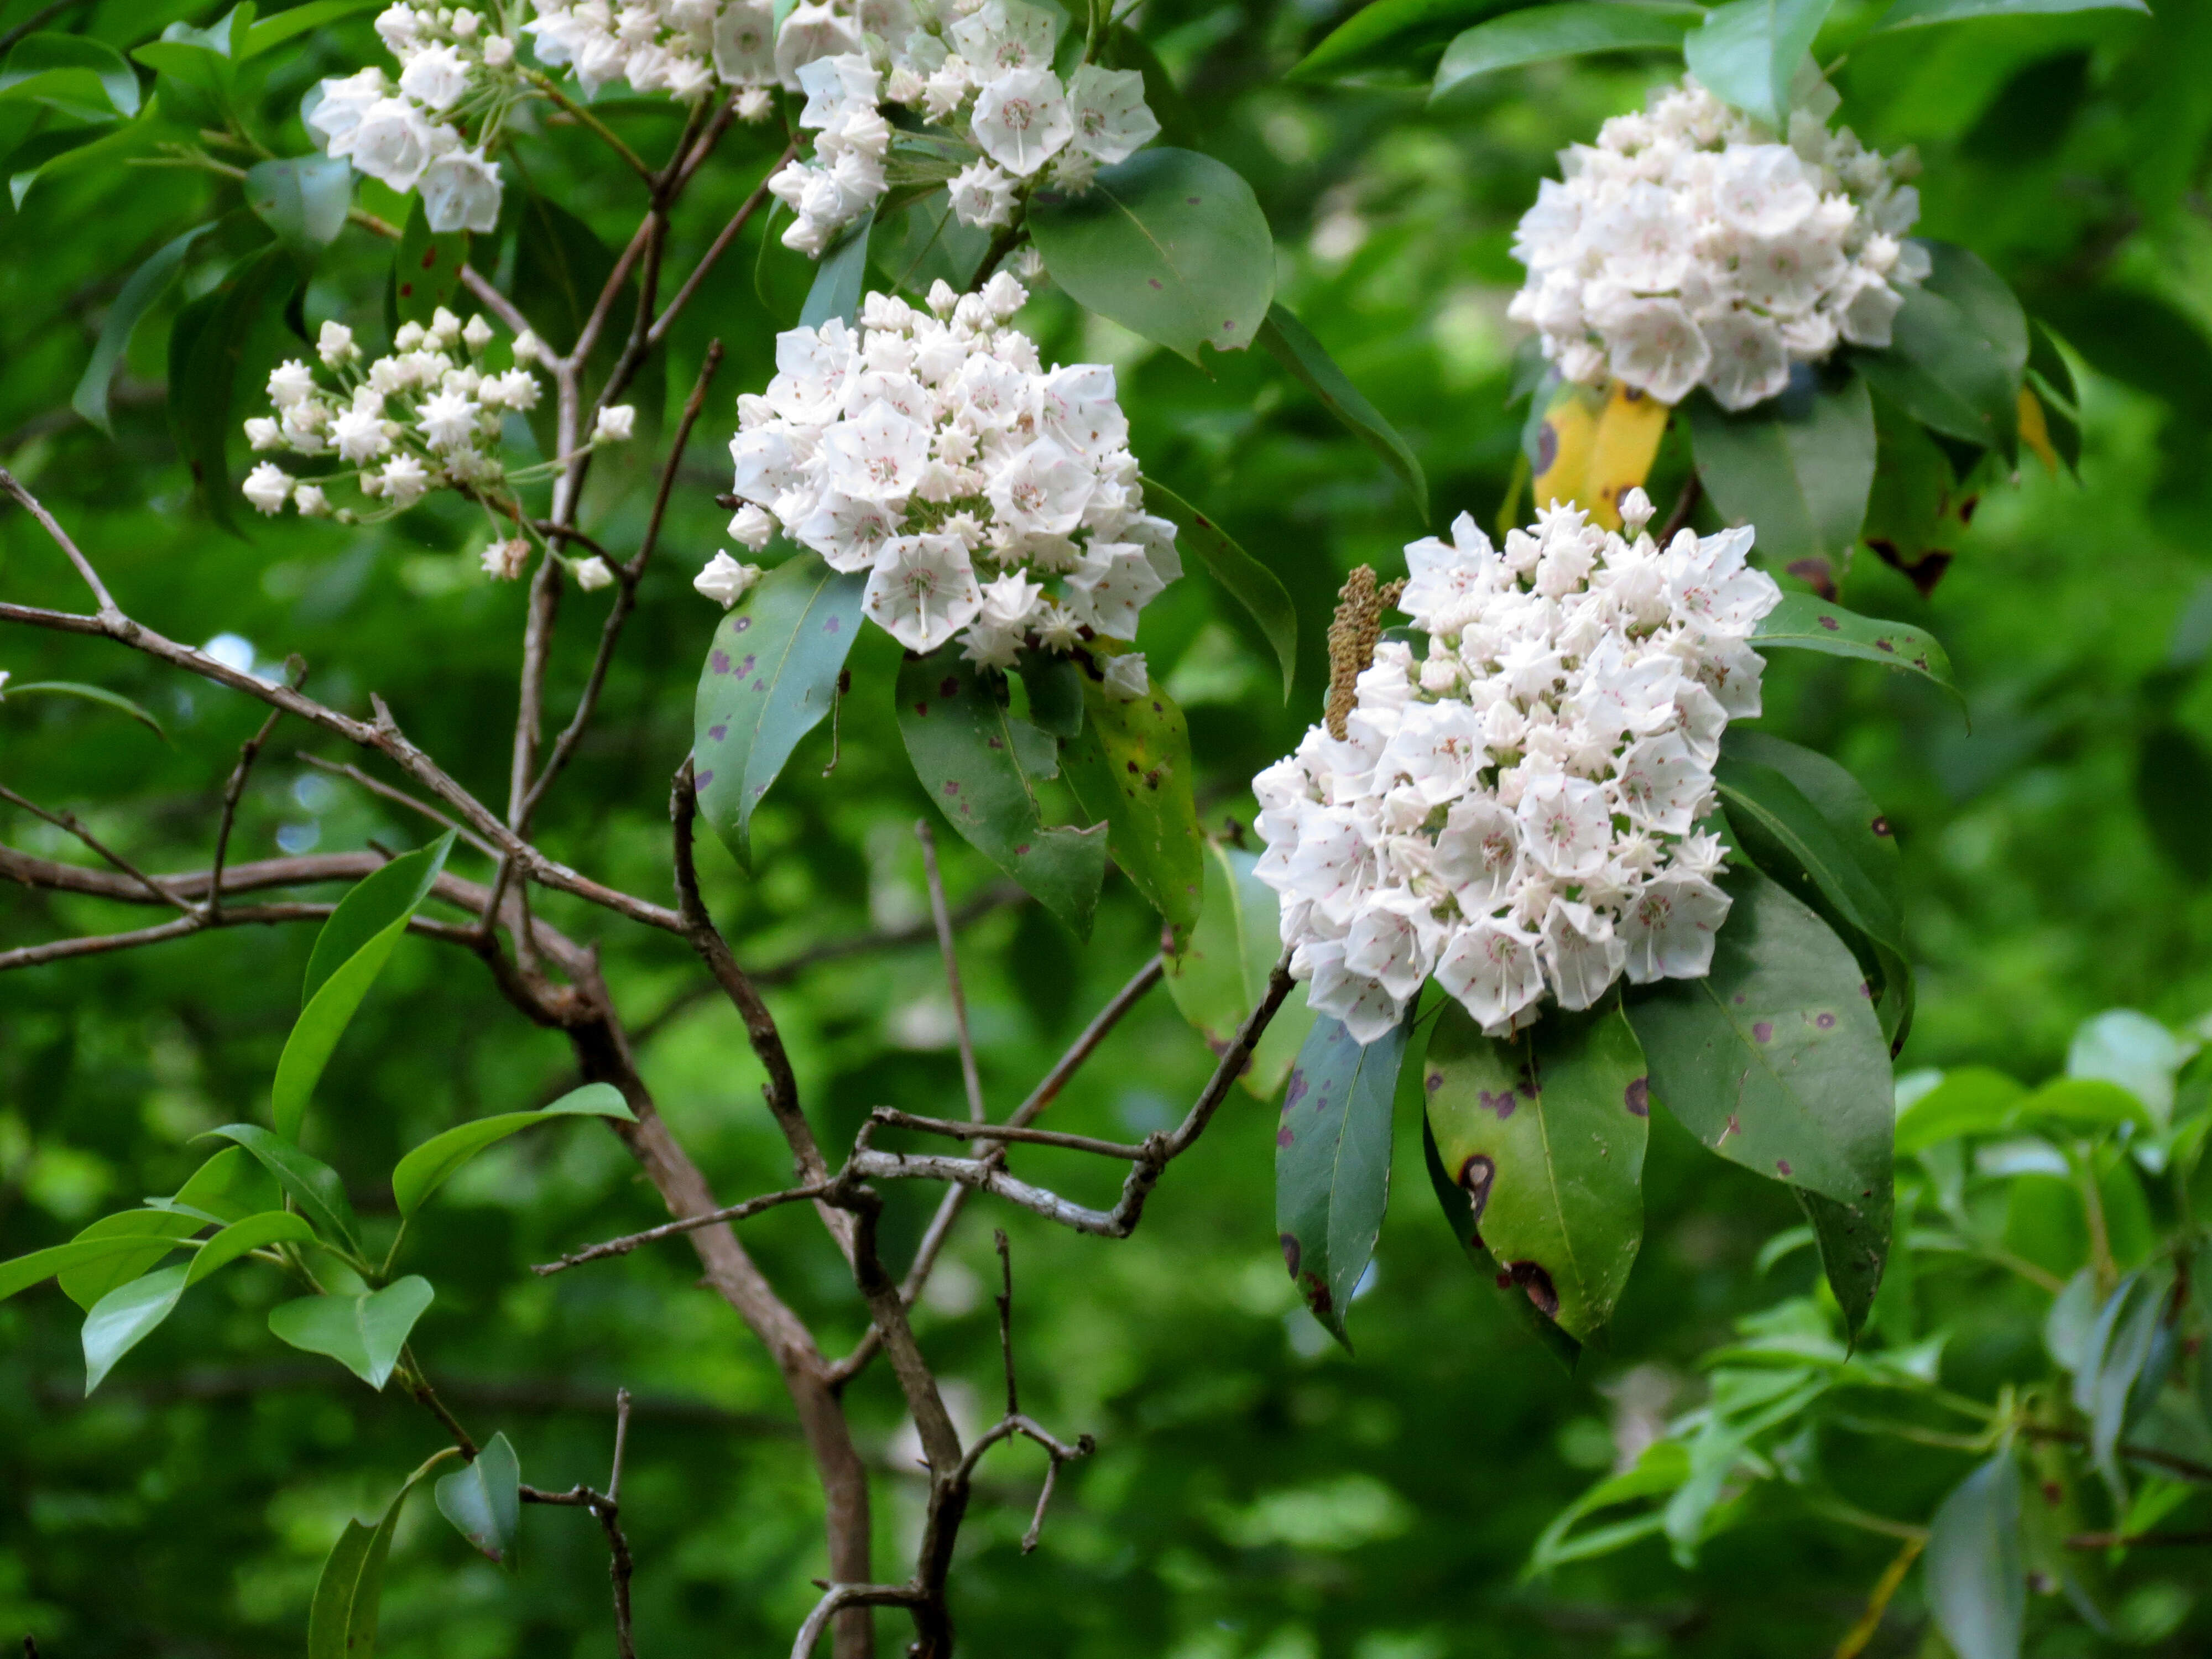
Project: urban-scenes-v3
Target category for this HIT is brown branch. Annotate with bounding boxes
[870,1108,1147,1163]
[520,1477,639,1659]
[2,464,118,614]
[296,755,501,859]
[1657,470,1702,544]
[791,1584,922,1659]
[916,821,985,1123]
[0,0,93,55]
[649,140,799,351]
[207,705,286,919]
[0,782,192,914]
[399,1351,479,1461]
[2021,1424,2212,1485]
[2065,1528,2212,1549]
[534,1182,831,1275]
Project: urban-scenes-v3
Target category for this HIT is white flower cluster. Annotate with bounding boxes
[725,274,1173,686]
[1253,493,1782,1045]
[768,0,1160,258]
[525,0,783,105]
[309,5,516,233]
[1509,74,1925,411]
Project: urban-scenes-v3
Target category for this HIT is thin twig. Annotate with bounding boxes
[994,1230,1017,1417]
[0,783,191,914]
[790,1584,921,1659]
[870,1108,1147,1162]
[649,142,799,350]
[1656,470,1702,544]
[0,0,92,55]
[916,821,986,1124]
[399,1350,479,1460]
[534,1182,830,1274]
[608,1387,633,1506]
[297,755,500,859]
[2064,1528,2212,1549]
[208,705,286,919]
[520,1479,640,1659]
[2,465,118,614]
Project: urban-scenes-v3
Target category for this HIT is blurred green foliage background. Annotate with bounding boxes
[5,0,2212,1653]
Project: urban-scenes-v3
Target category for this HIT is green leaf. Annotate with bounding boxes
[9,99,173,211]
[1432,4,1702,102]
[1423,1000,1649,1340]
[1276,1012,1410,1348]
[1683,0,1837,131]
[1528,1443,1689,1573]
[81,1263,189,1394]
[1690,369,1875,579]
[1257,303,1427,519]
[165,1144,281,1224]
[1029,147,1275,364]
[896,643,1108,939]
[1895,1065,2026,1154]
[1421,1117,1580,1369]
[0,678,169,737]
[1750,589,1958,700]
[873,189,995,297]
[1139,476,1296,699]
[1290,0,1524,83]
[244,154,353,252]
[58,1209,201,1311]
[2016,1077,2154,1138]
[390,193,469,327]
[309,1458,436,1659]
[511,192,617,356]
[1853,241,2027,460]
[197,1124,360,1252]
[1166,842,1314,1099]
[241,0,383,58]
[2074,1269,2173,1491]
[186,1209,315,1285]
[268,1276,434,1390]
[166,242,303,530]
[693,551,867,867]
[70,225,212,436]
[435,1432,521,1566]
[390,1083,635,1219]
[1058,648,1204,933]
[277,832,455,1142]
[1,34,142,119]
[1796,1183,1891,1343]
[1721,731,1900,911]
[1874,0,2146,29]
[0,1235,210,1303]
[1625,865,1894,1206]
[1018,648,1085,738]
[1926,1453,2025,1659]
[800,208,874,328]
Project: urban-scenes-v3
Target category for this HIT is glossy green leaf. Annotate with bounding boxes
[435,1432,521,1566]
[9,99,173,211]
[186,1210,315,1286]
[873,189,994,296]
[390,194,469,326]
[1895,1065,2027,1154]
[277,832,455,1142]
[81,1263,189,1394]
[693,551,867,867]
[1029,147,1275,364]
[1690,369,1874,577]
[1854,241,2027,460]
[1424,1000,1649,1340]
[0,678,169,737]
[1527,1442,1688,1572]
[1875,0,2146,29]
[1625,865,1894,1206]
[2074,1268,2172,1490]
[309,1459,435,1659]
[1165,841,1314,1099]
[245,154,353,252]
[1258,304,1428,518]
[896,642,1108,939]
[242,0,383,58]
[1058,649,1204,933]
[1276,1012,1410,1347]
[800,209,874,328]
[1683,0,1837,131]
[1927,1453,2026,1659]
[1795,1183,1891,1342]
[2015,1077,2154,1138]
[1751,590,1958,700]
[268,1276,434,1390]
[1,34,141,119]
[391,1083,635,1219]
[0,1235,208,1303]
[1139,476,1296,698]
[1432,3,1701,101]
[165,1144,281,1225]
[166,242,302,530]
[1290,0,1523,82]
[1421,1116,1581,1369]
[1018,648,1085,738]
[58,1209,200,1311]
[1723,730,1900,907]
[198,1124,360,1252]
[71,223,212,435]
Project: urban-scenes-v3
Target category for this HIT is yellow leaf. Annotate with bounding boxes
[2017,385,2057,475]
[1531,379,1668,530]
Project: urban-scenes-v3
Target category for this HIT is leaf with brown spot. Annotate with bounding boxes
[1060,645,1203,937]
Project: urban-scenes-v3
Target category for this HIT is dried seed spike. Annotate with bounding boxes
[1323,568,1406,739]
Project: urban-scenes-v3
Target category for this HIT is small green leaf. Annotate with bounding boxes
[197,1124,360,1252]
[1432,3,1701,102]
[1874,0,2146,29]
[186,1209,316,1287]
[1853,241,2027,460]
[1166,842,1314,1099]
[1895,1066,2026,1154]
[268,1276,435,1390]
[1139,476,1297,699]
[2015,1077,2154,1138]
[1018,648,1085,738]
[800,208,874,328]
[166,242,304,530]
[1,34,142,119]
[242,0,383,58]
[1424,1000,1650,1340]
[82,1263,189,1394]
[1276,1012,1411,1348]
[1625,865,1894,1207]
[1029,147,1275,364]
[0,1235,207,1303]
[874,189,997,297]
[10,100,172,212]
[2074,1269,2174,1491]
[1257,303,1428,519]
[71,224,212,436]
[1796,1183,1891,1343]
[390,1084,635,1219]
[896,642,1108,939]
[309,1457,436,1659]
[245,154,353,252]
[58,1209,201,1311]
[693,551,867,867]
[435,1432,521,1566]
[277,832,455,1143]
[1290,0,1522,83]
[1527,1443,1689,1573]
[1926,1453,2025,1659]
[0,679,170,737]
[1058,648,1204,934]
[1750,589,1957,700]
[391,194,470,327]
[1690,368,1875,578]
[166,1144,281,1224]
[1683,0,1837,131]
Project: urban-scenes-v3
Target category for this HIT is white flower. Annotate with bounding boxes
[1064,541,1162,640]
[512,329,544,365]
[949,1,1058,75]
[863,533,983,651]
[482,536,530,580]
[306,68,389,156]
[246,416,283,452]
[694,551,764,608]
[1102,650,1149,700]
[243,462,292,515]
[267,360,316,409]
[971,67,1073,176]
[573,556,617,591]
[594,404,636,442]
[378,453,430,509]
[349,97,445,191]
[987,437,1093,536]
[483,34,515,69]
[294,483,332,517]
[1065,65,1157,165]
[398,43,469,110]
[948,159,1018,228]
[317,321,359,368]
[729,503,776,551]
[419,147,503,233]
[735,86,774,122]
[331,404,392,464]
